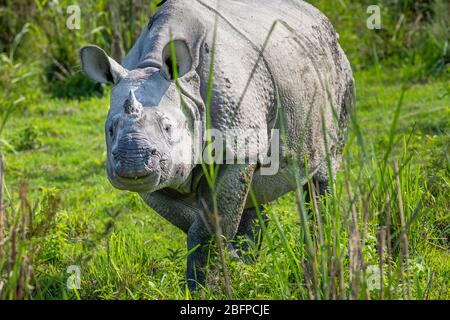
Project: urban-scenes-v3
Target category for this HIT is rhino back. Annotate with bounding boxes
[194,0,355,205]
[195,0,354,171]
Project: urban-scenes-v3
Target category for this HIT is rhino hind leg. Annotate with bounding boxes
[229,207,269,263]
[303,175,330,204]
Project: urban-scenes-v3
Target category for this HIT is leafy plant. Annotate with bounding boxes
[0,23,37,154]
[14,126,42,152]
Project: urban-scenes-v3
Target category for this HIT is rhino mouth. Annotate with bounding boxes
[106,153,170,192]
[118,174,160,190]
[108,169,161,192]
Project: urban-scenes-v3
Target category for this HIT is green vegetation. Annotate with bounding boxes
[0,0,449,299]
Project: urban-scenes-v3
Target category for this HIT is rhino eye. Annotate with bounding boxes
[164,123,172,133]
[161,118,173,135]
[109,125,114,137]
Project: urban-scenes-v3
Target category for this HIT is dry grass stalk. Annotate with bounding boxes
[424,271,434,300]
[0,174,50,299]
[385,193,393,299]
[301,261,315,300]
[345,180,363,299]
[200,198,233,299]
[212,212,233,300]
[296,192,319,299]
[394,162,411,299]
[310,180,324,247]
[378,228,386,300]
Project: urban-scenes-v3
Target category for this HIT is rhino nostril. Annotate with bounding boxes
[150,148,158,156]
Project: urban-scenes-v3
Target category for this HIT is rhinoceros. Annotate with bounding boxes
[80,0,354,291]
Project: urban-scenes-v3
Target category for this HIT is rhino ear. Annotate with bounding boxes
[161,40,192,80]
[79,45,128,84]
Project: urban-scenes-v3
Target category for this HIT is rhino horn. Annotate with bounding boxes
[123,90,143,116]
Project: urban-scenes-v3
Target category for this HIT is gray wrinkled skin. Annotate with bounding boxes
[79,0,355,291]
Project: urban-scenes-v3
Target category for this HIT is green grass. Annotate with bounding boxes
[1,67,448,299]
[0,0,448,300]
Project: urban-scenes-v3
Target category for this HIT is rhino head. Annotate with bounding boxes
[79,41,203,193]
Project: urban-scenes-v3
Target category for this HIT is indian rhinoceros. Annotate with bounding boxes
[79,0,354,291]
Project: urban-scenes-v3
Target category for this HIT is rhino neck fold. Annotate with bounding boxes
[176,73,207,159]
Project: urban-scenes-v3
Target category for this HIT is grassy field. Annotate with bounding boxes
[0,0,449,300]
[1,66,448,299]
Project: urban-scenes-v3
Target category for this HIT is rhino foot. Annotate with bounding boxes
[229,207,269,264]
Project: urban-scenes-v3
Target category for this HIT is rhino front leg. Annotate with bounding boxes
[139,190,197,234]
[230,207,269,263]
[186,164,256,291]
[186,219,212,290]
